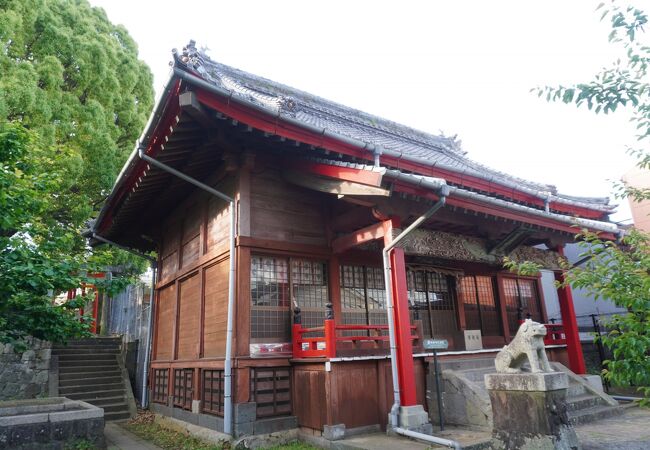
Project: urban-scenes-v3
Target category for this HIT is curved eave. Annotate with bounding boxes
[96,65,619,243]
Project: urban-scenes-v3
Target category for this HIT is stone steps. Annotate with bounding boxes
[566,393,604,412]
[58,358,118,367]
[57,353,118,361]
[53,348,120,354]
[59,364,121,374]
[59,374,123,387]
[54,338,133,422]
[436,358,623,428]
[65,388,126,401]
[568,404,627,425]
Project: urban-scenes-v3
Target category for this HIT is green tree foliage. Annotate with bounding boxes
[535,1,650,401]
[0,0,154,346]
[567,231,650,403]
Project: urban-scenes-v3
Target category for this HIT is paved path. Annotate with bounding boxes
[105,422,162,450]
[575,407,650,450]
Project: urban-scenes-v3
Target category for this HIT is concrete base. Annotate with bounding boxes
[485,371,568,392]
[582,375,604,393]
[385,405,433,435]
[486,372,580,450]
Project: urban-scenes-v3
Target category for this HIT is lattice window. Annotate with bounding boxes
[502,277,543,334]
[250,367,291,418]
[251,255,328,342]
[152,368,169,404]
[407,269,457,338]
[172,368,194,410]
[459,275,502,336]
[340,265,387,336]
[202,369,224,416]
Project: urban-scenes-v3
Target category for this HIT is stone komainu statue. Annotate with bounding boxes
[495,319,553,373]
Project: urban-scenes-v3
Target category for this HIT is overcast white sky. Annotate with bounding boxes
[91,0,641,222]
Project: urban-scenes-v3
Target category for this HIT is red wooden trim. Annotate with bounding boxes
[553,246,586,374]
[383,218,418,407]
[287,160,383,187]
[236,236,330,257]
[192,87,607,220]
[331,222,385,254]
[495,274,511,341]
[98,79,182,233]
[324,320,336,358]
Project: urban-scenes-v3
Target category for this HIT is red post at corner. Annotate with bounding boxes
[383,218,418,407]
[554,246,587,374]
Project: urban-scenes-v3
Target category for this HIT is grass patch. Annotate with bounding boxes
[125,421,221,450]
[124,412,319,450]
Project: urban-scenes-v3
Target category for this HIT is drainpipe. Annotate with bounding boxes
[137,148,237,436]
[141,262,157,407]
[381,187,460,450]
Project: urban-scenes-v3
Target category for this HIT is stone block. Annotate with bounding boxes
[488,378,579,450]
[191,400,201,414]
[21,350,35,362]
[171,406,199,425]
[398,405,430,429]
[198,413,224,432]
[253,415,298,435]
[582,374,604,393]
[485,372,568,392]
[0,412,49,426]
[234,402,256,424]
[323,423,345,440]
[233,421,253,438]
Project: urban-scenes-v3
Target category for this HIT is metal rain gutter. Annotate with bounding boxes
[137,148,237,436]
[380,185,460,450]
[380,170,620,236]
[141,263,157,407]
[95,70,180,232]
[171,66,614,214]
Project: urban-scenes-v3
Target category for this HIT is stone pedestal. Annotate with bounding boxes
[485,372,580,450]
[387,405,433,435]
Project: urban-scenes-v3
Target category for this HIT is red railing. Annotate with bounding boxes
[518,320,567,346]
[544,323,567,346]
[292,319,421,359]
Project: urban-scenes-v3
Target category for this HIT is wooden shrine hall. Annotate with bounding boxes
[92,41,621,438]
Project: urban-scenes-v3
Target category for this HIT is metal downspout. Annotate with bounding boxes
[381,190,460,449]
[137,148,237,436]
[141,262,157,407]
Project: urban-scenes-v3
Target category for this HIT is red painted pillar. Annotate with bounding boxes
[383,218,417,407]
[554,246,587,374]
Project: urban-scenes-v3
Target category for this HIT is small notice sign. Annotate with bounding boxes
[423,338,449,350]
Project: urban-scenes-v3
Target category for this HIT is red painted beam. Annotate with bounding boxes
[193,87,608,220]
[389,179,617,240]
[97,79,182,234]
[554,246,587,374]
[287,160,383,187]
[383,218,418,407]
[332,222,385,254]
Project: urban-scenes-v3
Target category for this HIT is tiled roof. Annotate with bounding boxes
[174,41,614,212]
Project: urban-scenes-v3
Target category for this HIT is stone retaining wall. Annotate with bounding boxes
[0,339,51,400]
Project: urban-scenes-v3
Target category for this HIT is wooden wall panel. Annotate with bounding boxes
[177,273,201,360]
[181,203,202,268]
[250,169,327,246]
[203,259,229,357]
[330,362,380,428]
[292,366,327,429]
[155,284,176,360]
[207,197,231,251]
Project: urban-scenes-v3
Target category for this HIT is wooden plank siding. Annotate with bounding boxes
[176,272,201,360]
[250,169,327,246]
[203,259,229,357]
[155,284,176,360]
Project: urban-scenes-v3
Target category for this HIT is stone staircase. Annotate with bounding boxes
[52,337,136,421]
[428,357,626,429]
